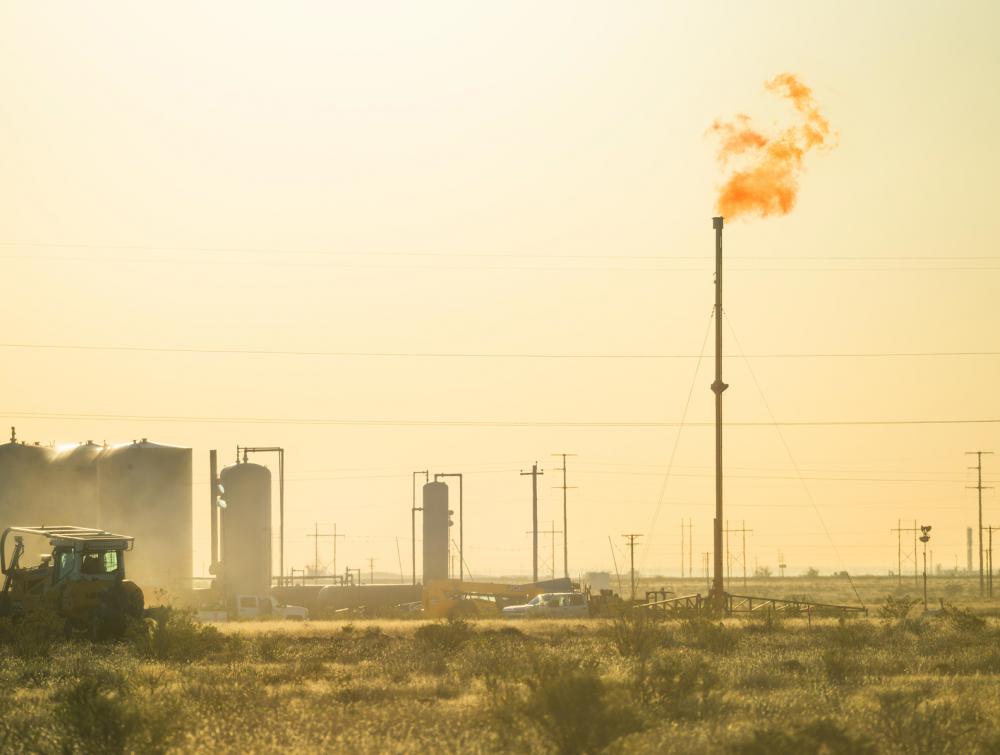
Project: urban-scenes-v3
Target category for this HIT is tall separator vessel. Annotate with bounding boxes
[219,460,272,598]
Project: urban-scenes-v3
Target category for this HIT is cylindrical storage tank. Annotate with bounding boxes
[422,481,450,582]
[219,461,271,599]
[97,439,193,590]
[48,441,105,528]
[0,437,54,529]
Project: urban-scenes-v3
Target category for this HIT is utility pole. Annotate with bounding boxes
[919,525,931,611]
[368,557,375,585]
[703,552,710,591]
[331,524,345,577]
[306,523,341,575]
[778,551,787,578]
[983,525,1000,598]
[411,470,428,585]
[551,453,576,579]
[967,451,993,596]
[623,534,642,601]
[687,519,693,579]
[530,521,563,580]
[306,526,345,578]
[711,216,728,608]
[725,521,753,588]
[724,521,752,589]
[891,520,920,587]
[521,463,544,583]
[680,519,693,578]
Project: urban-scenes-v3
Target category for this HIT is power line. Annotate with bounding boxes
[1,341,998,359]
[3,240,999,261]
[4,410,999,428]
[8,250,1000,273]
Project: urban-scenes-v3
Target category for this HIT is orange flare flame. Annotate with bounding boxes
[710,73,834,219]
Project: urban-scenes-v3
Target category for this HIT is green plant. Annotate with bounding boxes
[820,648,860,684]
[939,602,986,632]
[677,616,734,653]
[519,658,642,755]
[128,607,224,661]
[877,594,920,623]
[414,616,474,651]
[642,651,721,719]
[609,609,669,660]
[0,611,65,657]
[53,669,184,755]
[730,718,876,755]
[873,687,981,755]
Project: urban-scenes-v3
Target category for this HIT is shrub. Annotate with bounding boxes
[820,648,860,685]
[128,608,224,661]
[520,658,642,755]
[642,651,721,719]
[0,611,66,657]
[609,609,669,660]
[873,687,981,755]
[413,616,474,652]
[53,669,184,754]
[877,595,920,623]
[677,616,734,653]
[939,602,986,632]
[730,718,876,755]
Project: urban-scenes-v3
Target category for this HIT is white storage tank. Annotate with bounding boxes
[97,439,193,590]
[422,481,450,582]
[219,461,272,599]
[0,430,54,529]
[49,441,105,528]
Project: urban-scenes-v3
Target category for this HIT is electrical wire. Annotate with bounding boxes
[2,410,997,428]
[0,342,997,359]
[725,312,866,609]
[3,239,1000,261]
[640,310,713,570]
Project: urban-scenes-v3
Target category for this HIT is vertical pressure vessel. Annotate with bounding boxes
[422,481,450,582]
[219,461,272,598]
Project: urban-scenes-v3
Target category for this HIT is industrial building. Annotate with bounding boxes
[2,427,466,609]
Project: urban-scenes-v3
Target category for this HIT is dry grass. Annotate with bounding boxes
[2,580,999,754]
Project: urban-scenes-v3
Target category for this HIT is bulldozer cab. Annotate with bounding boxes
[1,526,143,638]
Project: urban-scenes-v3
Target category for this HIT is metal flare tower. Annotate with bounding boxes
[711,216,728,607]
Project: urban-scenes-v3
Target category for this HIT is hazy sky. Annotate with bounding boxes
[2,1,998,582]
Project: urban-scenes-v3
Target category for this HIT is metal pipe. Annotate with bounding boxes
[238,446,285,585]
[411,470,427,584]
[435,473,464,580]
[209,450,218,568]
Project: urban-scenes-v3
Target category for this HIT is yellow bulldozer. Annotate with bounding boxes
[0,526,144,639]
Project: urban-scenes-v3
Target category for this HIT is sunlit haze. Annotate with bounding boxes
[2,1,999,581]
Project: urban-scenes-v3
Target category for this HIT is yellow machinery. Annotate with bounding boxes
[0,526,144,639]
[422,579,552,619]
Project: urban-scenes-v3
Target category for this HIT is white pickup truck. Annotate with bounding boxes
[502,592,589,618]
[236,595,308,620]
[196,595,308,622]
